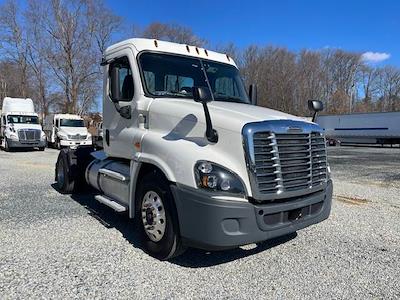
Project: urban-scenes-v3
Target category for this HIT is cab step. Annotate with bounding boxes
[94,194,127,212]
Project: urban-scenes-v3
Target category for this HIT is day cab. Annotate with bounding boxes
[55,38,333,260]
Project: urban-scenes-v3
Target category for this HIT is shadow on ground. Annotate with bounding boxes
[51,183,297,268]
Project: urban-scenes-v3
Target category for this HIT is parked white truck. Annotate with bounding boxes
[55,39,332,260]
[44,114,92,149]
[0,97,46,151]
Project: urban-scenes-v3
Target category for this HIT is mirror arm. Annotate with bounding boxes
[113,102,131,119]
[312,111,317,122]
[202,102,218,143]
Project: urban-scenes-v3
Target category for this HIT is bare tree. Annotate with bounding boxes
[141,22,206,47]
[0,0,29,97]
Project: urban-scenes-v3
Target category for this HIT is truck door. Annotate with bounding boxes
[104,51,140,158]
[0,115,6,138]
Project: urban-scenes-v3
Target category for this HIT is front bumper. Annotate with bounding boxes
[60,139,92,147]
[171,180,333,250]
[8,139,46,148]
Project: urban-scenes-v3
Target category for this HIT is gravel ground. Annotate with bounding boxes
[0,146,399,299]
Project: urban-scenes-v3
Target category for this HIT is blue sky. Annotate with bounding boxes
[107,0,400,66]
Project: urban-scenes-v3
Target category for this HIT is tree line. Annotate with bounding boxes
[0,0,399,117]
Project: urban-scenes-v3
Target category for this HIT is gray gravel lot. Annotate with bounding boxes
[0,146,399,299]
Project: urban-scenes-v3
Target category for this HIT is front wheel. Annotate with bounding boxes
[56,138,61,150]
[4,137,11,152]
[136,171,186,260]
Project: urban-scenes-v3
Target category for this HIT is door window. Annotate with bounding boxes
[109,57,134,101]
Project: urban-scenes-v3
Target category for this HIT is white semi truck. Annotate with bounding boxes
[0,97,46,151]
[44,114,92,149]
[55,39,333,260]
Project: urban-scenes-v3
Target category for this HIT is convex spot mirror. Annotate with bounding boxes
[308,100,324,112]
[193,86,213,103]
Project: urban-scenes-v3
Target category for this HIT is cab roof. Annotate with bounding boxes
[105,38,237,67]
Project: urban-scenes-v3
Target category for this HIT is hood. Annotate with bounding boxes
[11,123,43,131]
[59,126,88,135]
[149,99,310,134]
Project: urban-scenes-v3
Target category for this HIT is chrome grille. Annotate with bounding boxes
[17,129,41,141]
[243,120,328,201]
[68,134,87,140]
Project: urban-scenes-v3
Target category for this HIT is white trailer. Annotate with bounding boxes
[316,112,400,145]
[54,38,332,260]
[43,114,92,149]
[0,97,46,151]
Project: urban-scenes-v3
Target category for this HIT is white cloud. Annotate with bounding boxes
[361,51,391,63]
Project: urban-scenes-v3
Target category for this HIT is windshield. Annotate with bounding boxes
[139,52,249,104]
[7,115,39,124]
[60,119,85,127]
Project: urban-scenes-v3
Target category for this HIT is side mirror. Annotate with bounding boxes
[308,100,324,122]
[110,66,120,102]
[249,84,257,105]
[192,86,218,143]
[193,86,213,103]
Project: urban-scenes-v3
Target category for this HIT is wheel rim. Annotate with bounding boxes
[141,191,166,242]
[57,159,65,188]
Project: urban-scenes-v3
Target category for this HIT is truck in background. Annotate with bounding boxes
[0,97,46,151]
[316,112,400,146]
[92,121,103,149]
[55,38,332,260]
[44,114,92,149]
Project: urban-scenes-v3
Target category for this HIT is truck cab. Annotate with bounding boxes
[45,114,92,149]
[1,97,46,151]
[55,39,333,260]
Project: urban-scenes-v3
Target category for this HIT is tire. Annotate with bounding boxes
[55,147,93,193]
[55,150,75,193]
[4,137,11,152]
[39,147,45,151]
[136,171,186,260]
[56,138,61,150]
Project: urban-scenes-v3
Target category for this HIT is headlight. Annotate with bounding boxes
[58,133,67,139]
[194,161,246,195]
[86,133,92,140]
[9,133,18,140]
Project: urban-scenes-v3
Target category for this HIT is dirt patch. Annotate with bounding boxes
[335,195,369,205]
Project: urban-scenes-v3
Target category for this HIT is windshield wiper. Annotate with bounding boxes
[155,91,191,98]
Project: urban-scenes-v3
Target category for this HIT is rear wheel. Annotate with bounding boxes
[55,150,75,193]
[55,147,93,193]
[136,171,186,260]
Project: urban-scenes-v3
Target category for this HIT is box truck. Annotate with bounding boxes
[44,114,92,149]
[55,39,333,259]
[0,97,46,151]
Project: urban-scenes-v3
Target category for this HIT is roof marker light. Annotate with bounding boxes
[226,54,230,61]
[195,47,200,54]
[204,49,208,56]
[154,40,158,47]
[186,45,190,53]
